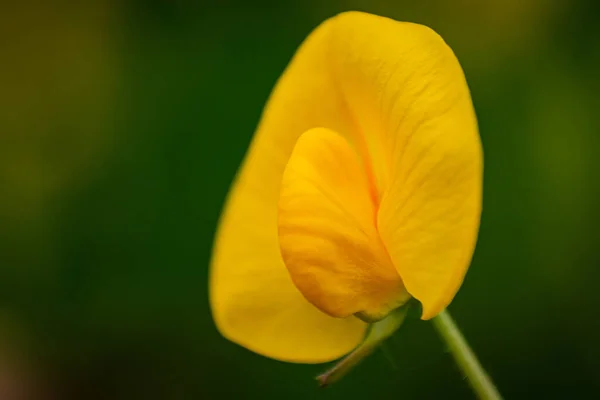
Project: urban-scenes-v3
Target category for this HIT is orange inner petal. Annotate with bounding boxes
[277,127,410,321]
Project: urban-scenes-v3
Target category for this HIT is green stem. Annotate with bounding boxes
[432,310,503,400]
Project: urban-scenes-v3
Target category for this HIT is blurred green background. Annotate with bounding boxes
[1,1,599,399]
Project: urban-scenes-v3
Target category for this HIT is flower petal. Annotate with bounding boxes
[278,127,409,321]
[323,13,482,319]
[376,106,482,320]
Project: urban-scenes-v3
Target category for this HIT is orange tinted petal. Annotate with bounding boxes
[278,128,409,321]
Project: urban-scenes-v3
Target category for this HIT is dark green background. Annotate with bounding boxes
[1,1,599,399]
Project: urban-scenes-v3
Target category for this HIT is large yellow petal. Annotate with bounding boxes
[322,13,482,319]
[278,127,409,322]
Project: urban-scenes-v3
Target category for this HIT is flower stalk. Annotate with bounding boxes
[432,310,503,400]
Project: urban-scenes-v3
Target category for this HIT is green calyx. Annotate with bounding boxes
[317,304,410,387]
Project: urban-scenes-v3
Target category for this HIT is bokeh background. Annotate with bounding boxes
[1,1,599,399]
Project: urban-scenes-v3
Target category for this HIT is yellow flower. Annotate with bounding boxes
[210,11,482,364]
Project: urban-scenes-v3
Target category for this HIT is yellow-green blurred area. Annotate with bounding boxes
[1,1,599,399]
